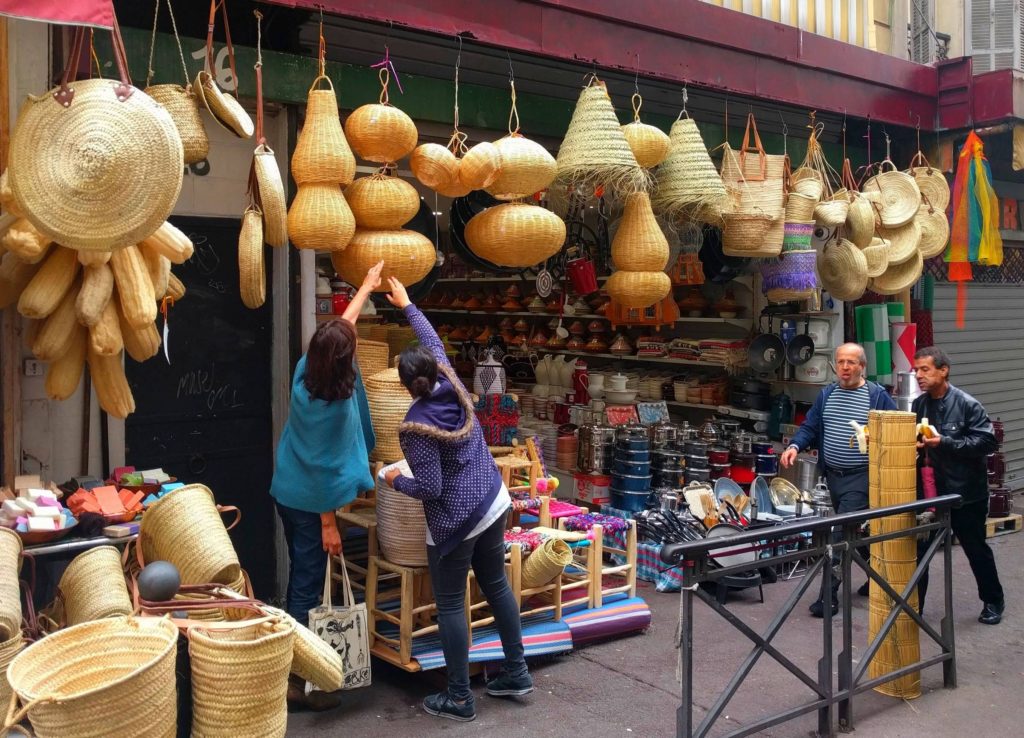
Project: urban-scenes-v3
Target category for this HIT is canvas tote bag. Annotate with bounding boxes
[308,557,372,689]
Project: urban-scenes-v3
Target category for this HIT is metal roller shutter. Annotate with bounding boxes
[933,284,1024,491]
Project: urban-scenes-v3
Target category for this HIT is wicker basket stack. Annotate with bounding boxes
[364,368,413,463]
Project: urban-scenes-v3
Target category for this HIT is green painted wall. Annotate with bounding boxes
[109,27,865,166]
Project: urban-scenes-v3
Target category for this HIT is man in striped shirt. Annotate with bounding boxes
[782,343,896,617]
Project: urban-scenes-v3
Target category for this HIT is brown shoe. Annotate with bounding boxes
[287,676,344,712]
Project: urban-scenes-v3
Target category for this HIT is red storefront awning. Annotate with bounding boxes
[0,0,113,29]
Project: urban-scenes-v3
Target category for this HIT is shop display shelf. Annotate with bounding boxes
[384,306,750,329]
[534,347,726,368]
[435,276,611,283]
[664,400,719,411]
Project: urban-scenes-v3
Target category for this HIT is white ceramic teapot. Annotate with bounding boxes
[535,354,553,386]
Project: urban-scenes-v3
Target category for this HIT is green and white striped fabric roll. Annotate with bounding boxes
[854,303,892,384]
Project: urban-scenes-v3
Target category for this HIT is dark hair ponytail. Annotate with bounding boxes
[398,345,438,399]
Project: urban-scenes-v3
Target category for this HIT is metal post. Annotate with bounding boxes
[837,521,856,732]
[678,565,695,738]
[941,510,957,689]
[817,530,834,738]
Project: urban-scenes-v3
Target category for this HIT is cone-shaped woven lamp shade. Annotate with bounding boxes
[652,117,727,225]
[611,192,670,271]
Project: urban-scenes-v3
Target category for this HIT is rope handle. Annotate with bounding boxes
[253,9,264,145]
[631,92,643,123]
[146,0,191,88]
[378,66,391,105]
[507,79,521,135]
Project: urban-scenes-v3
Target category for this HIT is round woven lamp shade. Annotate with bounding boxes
[876,218,921,265]
[910,166,950,211]
[871,249,923,295]
[606,270,671,309]
[9,79,184,252]
[485,134,556,201]
[622,121,670,169]
[861,170,921,228]
[344,103,419,163]
[863,238,890,278]
[611,192,670,271]
[464,202,565,268]
[555,82,647,196]
[410,143,459,191]
[331,229,435,290]
[346,174,421,230]
[287,184,356,251]
[459,141,502,190]
[818,239,869,301]
[652,117,727,224]
[291,77,356,186]
[915,204,950,259]
[435,177,473,199]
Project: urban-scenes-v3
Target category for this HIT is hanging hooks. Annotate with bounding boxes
[778,110,788,156]
[506,51,515,85]
[911,110,922,153]
[316,4,326,77]
[633,52,640,95]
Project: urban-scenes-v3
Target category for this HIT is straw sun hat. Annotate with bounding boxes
[9,79,184,252]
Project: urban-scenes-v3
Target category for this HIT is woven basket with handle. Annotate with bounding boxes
[375,460,429,566]
[365,369,413,463]
[0,529,21,642]
[522,538,573,588]
[56,546,132,626]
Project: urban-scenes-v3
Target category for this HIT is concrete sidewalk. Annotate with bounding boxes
[289,528,1022,737]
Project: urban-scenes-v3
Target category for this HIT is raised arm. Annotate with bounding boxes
[386,276,451,368]
[341,260,384,324]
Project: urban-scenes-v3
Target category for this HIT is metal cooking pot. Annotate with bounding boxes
[684,454,709,470]
[614,457,651,476]
[611,472,653,492]
[615,447,651,463]
[649,420,679,449]
[785,332,815,367]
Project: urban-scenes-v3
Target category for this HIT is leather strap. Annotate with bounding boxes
[737,112,767,181]
[55,13,134,107]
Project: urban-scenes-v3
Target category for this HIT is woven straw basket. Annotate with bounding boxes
[344,103,419,164]
[387,325,416,361]
[254,145,288,248]
[365,369,413,463]
[485,134,557,201]
[910,166,949,211]
[356,339,390,379]
[814,199,849,228]
[140,484,241,585]
[785,192,818,222]
[761,250,817,303]
[459,141,503,190]
[611,192,670,271]
[522,538,573,588]
[188,618,295,738]
[845,195,875,249]
[871,250,923,296]
[346,174,420,230]
[287,184,356,252]
[261,606,344,692]
[863,240,890,278]
[0,633,22,716]
[781,221,815,253]
[331,229,435,290]
[876,219,921,265]
[791,177,823,200]
[722,210,781,258]
[292,76,356,187]
[6,616,178,738]
[915,204,950,259]
[819,239,868,301]
[410,144,459,190]
[0,529,21,642]
[465,202,565,268]
[605,270,671,309]
[194,70,254,139]
[239,207,266,310]
[652,117,727,224]
[368,324,394,344]
[622,121,670,169]
[9,78,184,252]
[375,460,429,566]
[162,572,251,623]
[57,546,132,626]
[862,169,921,229]
[144,83,209,164]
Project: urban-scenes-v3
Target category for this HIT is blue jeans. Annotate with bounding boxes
[426,509,528,701]
[276,502,327,627]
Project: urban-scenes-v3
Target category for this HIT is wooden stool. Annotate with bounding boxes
[334,501,378,596]
[365,555,433,667]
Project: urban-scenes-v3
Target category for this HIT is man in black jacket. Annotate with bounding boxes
[913,346,1005,625]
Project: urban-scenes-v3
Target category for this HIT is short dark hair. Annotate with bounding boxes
[914,346,951,373]
[304,319,358,402]
[398,345,438,400]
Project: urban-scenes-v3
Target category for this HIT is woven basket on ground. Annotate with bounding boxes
[611,192,670,271]
[164,572,251,623]
[254,145,288,248]
[356,339,390,378]
[605,270,671,309]
[140,483,241,585]
[0,528,21,641]
[485,134,557,201]
[287,184,356,251]
[291,76,355,187]
[818,239,868,301]
[652,117,727,224]
[331,229,435,290]
[261,606,344,692]
[375,460,428,566]
[57,546,132,626]
[915,203,950,259]
[870,250,923,296]
[621,93,670,169]
[189,618,295,738]
[145,84,209,165]
[6,616,178,738]
[346,173,421,230]
[0,632,23,715]
[861,169,921,229]
[368,324,394,344]
[522,538,573,588]
[365,369,413,463]
[555,80,647,197]
[722,210,781,258]
[465,202,565,268]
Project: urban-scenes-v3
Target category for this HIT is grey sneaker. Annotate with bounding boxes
[486,670,534,697]
[423,692,476,721]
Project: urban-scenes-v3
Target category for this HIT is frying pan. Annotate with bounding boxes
[785,315,816,367]
[706,523,758,568]
[748,315,785,373]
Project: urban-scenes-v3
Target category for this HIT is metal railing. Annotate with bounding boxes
[660,495,960,738]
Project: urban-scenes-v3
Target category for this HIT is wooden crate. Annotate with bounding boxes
[985,513,1022,539]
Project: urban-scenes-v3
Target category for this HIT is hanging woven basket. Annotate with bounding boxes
[863,238,891,278]
[611,192,670,271]
[239,206,266,309]
[861,168,921,229]
[722,210,781,258]
[365,371,413,464]
[464,202,565,268]
[818,239,868,301]
[145,84,209,165]
[870,249,923,295]
[331,229,435,290]
[291,76,356,186]
[410,143,460,190]
[605,270,671,309]
[652,117,727,224]
[785,192,818,222]
[459,141,503,190]
[876,218,921,266]
[346,173,421,230]
[845,195,875,249]
[621,93,670,169]
[760,250,817,303]
[344,103,419,164]
[814,199,850,228]
[287,184,356,251]
[915,203,950,259]
[254,145,288,247]
[485,134,557,201]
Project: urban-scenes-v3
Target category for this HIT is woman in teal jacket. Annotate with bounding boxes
[270,261,383,627]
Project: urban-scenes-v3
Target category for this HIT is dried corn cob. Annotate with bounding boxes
[45,324,87,400]
[77,250,112,267]
[2,219,53,264]
[110,244,156,329]
[239,208,266,309]
[87,348,135,419]
[32,281,80,361]
[166,272,186,301]
[143,248,171,299]
[0,252,39,309]
[18,246,80,319]
[89,297,123,356]
[140,221,194,264]
[119,308,161,363]
[75,263,115,327]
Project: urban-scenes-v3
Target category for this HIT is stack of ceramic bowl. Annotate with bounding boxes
[610,425,652,512]
[708,445,732,481]
[682,438,710,484]
[519,394,535,418]
[538,424,559,465]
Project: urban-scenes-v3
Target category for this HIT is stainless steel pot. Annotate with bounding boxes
[796,457,819,494]
[648,420,679,449]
